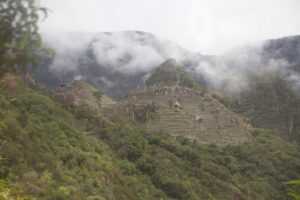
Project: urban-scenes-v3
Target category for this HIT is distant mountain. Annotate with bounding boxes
[36,32,300,95]
[263,35,300,65]
[35,32,300,140]
[228,36,300,139]
[103,61,252,145]
[36,31,194,97]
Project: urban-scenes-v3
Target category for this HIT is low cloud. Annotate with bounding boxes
[91,32,164,74]
[43,31,300,95]
[44,31,189,76]
[193,43,300,94]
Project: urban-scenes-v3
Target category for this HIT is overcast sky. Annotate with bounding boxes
[39,0,300,54]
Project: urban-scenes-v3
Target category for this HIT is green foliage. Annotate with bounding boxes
[0,179,33,200]
[0,83,163,200]
[0,0,48,74]
[0,78,300,199]
[98,122,300,200]
[145,59,198,89]
[230,71,300,141]
[93,91,102,100]
[287,180,300,200]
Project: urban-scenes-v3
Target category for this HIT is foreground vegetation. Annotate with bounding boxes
[0,76,299,200]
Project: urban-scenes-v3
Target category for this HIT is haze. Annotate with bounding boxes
[40,0,300,54]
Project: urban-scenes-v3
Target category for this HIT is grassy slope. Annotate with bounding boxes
[0,75,300,200]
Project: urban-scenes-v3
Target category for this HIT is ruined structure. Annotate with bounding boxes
[120,84,252,145]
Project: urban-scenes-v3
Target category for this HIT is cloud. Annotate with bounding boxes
[193,43,300,94]
[43,31,300,96]
[91,32,164,74]
[44,32,96,72]
[40,0,300,54]
[44,31,190,76]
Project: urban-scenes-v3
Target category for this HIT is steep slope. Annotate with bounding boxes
[224,35,300,140]
[1,74,300,200]
[55,80,116,114]
[145,59,198,89]
[0,74,165,200]
[112,60,252,145]
[230,72,300,140]
[262,35,300,65]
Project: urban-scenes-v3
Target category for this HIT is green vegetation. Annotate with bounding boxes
[287,179,300,200]
[230,71,300,141]
[0,0,48,75]
[0,77,299,199]
[0,179,33,200]
[99,126,300,200]
[146,59,198,89]
[1,2,300,199]
[0,76,165,200]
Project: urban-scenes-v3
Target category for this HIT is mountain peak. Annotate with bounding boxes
[145,58,198,89]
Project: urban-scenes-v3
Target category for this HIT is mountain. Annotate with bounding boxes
[262,35,300,65]
[1,73,300,200]
[108,60,252,145]
[145,59,198,89]
[36,31,300,140]
[226,35,300,140]
[37,31,300,95]
[36,31,193,97]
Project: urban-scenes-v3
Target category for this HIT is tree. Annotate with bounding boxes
[0,0,47,75]
[287,180,300,200]
[0,179,33,200]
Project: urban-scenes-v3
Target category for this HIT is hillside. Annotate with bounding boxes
[262,35,300,65]
[0,74,300,200]
[0,74,166,200]
[2,1,300,199]
[145,59,198,89]
[224,36,300,140]
[110,60,252,145]
[229,72,300,141]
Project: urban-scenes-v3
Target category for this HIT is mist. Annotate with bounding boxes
[194,42,300,94]
[44,31,189,75]
[39,0,300,95]
[40,0,300,54]
[42,30,300,96]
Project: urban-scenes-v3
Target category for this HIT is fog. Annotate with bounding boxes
[44,31,190,75]
[39,0,300,95]
[43,31,300,95]
[40,0,300,54]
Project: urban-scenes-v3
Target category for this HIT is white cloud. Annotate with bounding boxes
[39,0,300,54]
[91,32,164,74]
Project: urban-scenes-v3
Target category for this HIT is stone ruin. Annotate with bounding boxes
[126,101,159,123]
